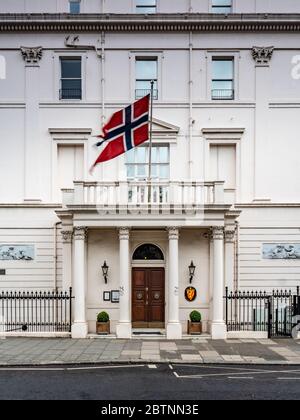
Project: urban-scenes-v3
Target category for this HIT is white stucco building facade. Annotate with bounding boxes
[0,0,300,339]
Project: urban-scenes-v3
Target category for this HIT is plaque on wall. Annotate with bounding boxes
[103,291,111,302]
[263,244,300,259]
[0,245,34,261]
[185,286,197,302]
[111,290,120,303]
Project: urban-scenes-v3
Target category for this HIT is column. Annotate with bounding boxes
[20,46,43,201]
[116,228,132,338]
[224,227,236,291]
[71,227,88,339]
[166,227,182,339]
[211,226,227,340]
[61,230,73,290]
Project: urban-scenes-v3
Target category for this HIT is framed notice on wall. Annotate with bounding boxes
[103,291,111,302]
[111,290,120,303]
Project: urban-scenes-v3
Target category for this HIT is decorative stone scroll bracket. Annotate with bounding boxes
[20,46,43,64]
[251,46,274,66]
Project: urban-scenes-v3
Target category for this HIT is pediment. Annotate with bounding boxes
[151,118,180,135]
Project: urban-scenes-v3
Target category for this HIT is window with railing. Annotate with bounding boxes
[126,145,169,181]
[126,145,169,203]
[136,0,157,14]
[60,58,82,100]
[135,57,158,100]
[69,0,81,14]
[212,58,234,100]
[212,0,232,13]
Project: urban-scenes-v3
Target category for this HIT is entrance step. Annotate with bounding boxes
[132,329,166,339]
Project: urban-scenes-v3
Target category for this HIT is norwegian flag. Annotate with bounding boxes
[91,95,150,168]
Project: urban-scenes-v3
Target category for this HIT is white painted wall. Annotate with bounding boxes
[0,208,62,291]
[0,8,299,302]
[237,207,300,292]
[0,31,299,203]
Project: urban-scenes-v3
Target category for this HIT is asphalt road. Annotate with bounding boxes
[0,364,300,400]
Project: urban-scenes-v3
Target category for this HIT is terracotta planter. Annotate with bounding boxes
[96,321,110,335]
[187,320,202,335]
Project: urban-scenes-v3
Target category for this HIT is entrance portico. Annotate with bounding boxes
[57,179,240,340]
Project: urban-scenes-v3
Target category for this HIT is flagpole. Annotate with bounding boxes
[148,80,154,202]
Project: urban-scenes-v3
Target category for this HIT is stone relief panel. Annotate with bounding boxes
[0,245,34,261]
[263,244,300,259]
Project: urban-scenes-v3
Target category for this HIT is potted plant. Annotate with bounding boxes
[96,311,110,335]
[187,310,202,335]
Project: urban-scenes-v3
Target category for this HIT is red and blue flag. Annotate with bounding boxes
[91,95,150,168]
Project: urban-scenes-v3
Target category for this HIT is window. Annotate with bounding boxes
[136,0,156,14]
[133,244,164,260]
[135,57,158,99]
[210,145,236,190]
[212,58,234,100]
[126,145,169,181]
[60,58,82,100]
[212,0,232,13]
[69,0,80,14]
[57,145,84,195]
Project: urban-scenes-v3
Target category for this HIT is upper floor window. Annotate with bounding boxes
[136,0,157,14]
[60,58,82,100]
[212,58,234,100]
[212,0,232,13]
[126,145,169,181]
[135,57,158,100]
[69,0,81,14]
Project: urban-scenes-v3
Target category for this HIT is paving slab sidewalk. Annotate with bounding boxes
[0,337,300,366]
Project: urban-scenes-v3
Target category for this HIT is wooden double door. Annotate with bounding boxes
[132,268,165,328]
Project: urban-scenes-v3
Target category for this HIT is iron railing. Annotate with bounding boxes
[135,89,158,100]
[0,288,73,333]
[225,288,269,332]
[225,287,300,338]
[212,89,234,100]
[59,88,82,100]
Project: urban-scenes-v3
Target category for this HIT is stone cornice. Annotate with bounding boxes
[1,13,300,33]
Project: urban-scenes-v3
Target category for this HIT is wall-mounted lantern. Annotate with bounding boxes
[102,261,109,284]
[189,261,196,284]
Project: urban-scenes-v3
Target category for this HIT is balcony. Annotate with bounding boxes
[60,180,235,227]
[211,89,234,100]
[62,180,231,207]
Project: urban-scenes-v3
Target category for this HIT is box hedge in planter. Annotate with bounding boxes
[187,310,202,335]
[96,311,110,335]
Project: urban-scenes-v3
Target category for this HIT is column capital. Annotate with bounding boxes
[251,46,274,66]
[211,226,224,241]
[224,228,236,243]
[167,227,179,240]
[61,230,73,244]
[20,46,43,65]
[119,227,130,240]
[73,226,88,241]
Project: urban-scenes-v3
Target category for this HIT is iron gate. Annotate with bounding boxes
[268,290,294,338]
[225,287,300,338]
